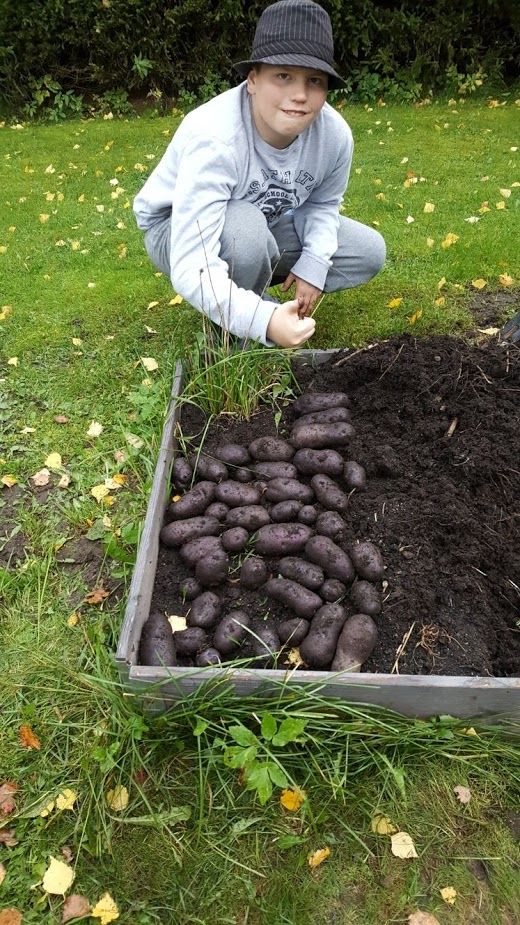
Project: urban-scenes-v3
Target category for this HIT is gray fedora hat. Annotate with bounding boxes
[233,0,345,90]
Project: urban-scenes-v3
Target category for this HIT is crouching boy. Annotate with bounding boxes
[133,0,386,348]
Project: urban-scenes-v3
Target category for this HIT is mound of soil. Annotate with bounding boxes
[151,334,520,677]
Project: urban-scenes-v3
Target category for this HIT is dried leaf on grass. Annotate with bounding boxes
[45,452,62,470]
[391,831,418,858]
[84,587,109,605]
[371,813,397,835]
[19,724,41,750]
[280,788,305,811]
[91,892,119,924]
[0,863,6,886]
[106,785,129,812]
[31,468,51,487]
[308,847,331,868]
[0,830,18,847]
[62,894,90,923]
[42,857,75,895]
[453,785,471,804]
[0,782,17,816]
[408,912,441,925]
[0,909,23,925]
[440,886,457,904]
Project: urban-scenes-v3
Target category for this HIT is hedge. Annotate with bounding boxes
[1,0,519,110]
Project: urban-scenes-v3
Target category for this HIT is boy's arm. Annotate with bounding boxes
[290,127,354,292]
[167,137,278,344]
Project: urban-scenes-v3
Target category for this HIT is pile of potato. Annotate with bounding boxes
[139,391,384,673]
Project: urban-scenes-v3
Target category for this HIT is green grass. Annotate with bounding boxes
[1,92,520,924]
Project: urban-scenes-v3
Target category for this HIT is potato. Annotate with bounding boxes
[320,578,347,602]
[315,511,346,540]
[278,556,324,590]
[310,473,350,514]
[270,500,302,522]
[277,617,309,646]
[252,626,280,667]
[195,549,229,587]
[187,591,221,629]
[188,452,228,483]
[179,576,202,601]
[179,536,223,568]
[331,614,378,672]
[350,541,384,582]
[174,627,208,656]
[226,505,270,530]
[255,523,312,556]
[213,610,251,655]
[139,611,176,666]
[343,460,367,491]
[293,391,350,415]
[298,505,317,525]
[305,536,355,583]
[265,578,322,619]
[213,443,250,466]
[290,422,355,450]
[248,436,294,462]
[196,647,222,667]
[215,480,261,507]
[205,501,229,520]
[293,448,344,477]
[221,526,249,553]
[235,467,254,483]
[168,480,215,520]
[294,406,351,426]
[265,477,314,504]
[172,456,193,488]
[299,603,347,668]
[160,515,220,548]
[240,556,268,589]
[253,461,298,481]
[349,580,382,616]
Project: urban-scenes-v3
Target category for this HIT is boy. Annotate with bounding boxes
[133,0,386,347]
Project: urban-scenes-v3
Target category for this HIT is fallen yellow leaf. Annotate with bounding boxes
[387,297,403,309]
[499,273,513,287]
[91,484,110,503]
[42,857,75,895]
[0,305,12,321]
[496,201,506,210]
[39,799,55,817]
[308,847,331,869]
[499,188,512,198]
[434,296,446,306]
[426,237,435,248]
[58,473,71,488]
[478,202,491,214]
[39,213,50,223]
[7,357,18,367]
[453,785,471,804]
[85,587,110,605]
[371,813,397,835]
[440,886,457,905]
[472,278,487,290]
[423,202,435,213]
[407,309,423,325]
[147,300,160,309]
[91,892,119,924]
[169,294,183,305]
[56,789,78,811]
[391,831,418,858]
[67,612,80,627]
[87,421,103,438]
[280,788,306,811]
[106,784,129,812]
[111,473,127,486]
[441,232,459,249]
[140,356,158,372]
[45,452,62,470]
[1,475,17,488]
[437,277,447,290]
[167,614,187,633]
[19,724,41,750]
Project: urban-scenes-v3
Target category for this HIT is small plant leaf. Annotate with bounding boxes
[228,724,258,747]
[266,762,288,788]
[245,763,272,805]
[260,713,277,741]
[272,717,307,746]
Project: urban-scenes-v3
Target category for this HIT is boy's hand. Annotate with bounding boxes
[266,299,316,348]
[281,273,322,318]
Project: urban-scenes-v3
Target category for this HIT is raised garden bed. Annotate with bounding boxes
[116,335,520,718]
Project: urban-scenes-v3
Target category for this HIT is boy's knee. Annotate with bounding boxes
[364,228,386,279]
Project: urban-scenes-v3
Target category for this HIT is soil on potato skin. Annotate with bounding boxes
[150,334,520,677]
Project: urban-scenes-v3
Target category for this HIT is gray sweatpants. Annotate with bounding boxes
[144,200,385,298]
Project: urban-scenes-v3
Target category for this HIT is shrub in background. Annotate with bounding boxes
[0,0,518,115]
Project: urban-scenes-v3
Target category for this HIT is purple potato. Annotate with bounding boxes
[343,460,367,491]
[172,456,193,488]
[298,505,317,525]
[215,480,261,507]
[299,603,347,669]
[226,505,271,530]
[248,436,294,462]
[187,591,221,629]
[235,467,254,482]
[349,580,382,616]
[315,511,346,540]
[265,477,314,504]
[213,443,250,466]
[179,536,223,568]
[270,500,303,522]
[265,578,322,620]
[221,526,249,553]
[139,611,176,666]
[253,461,298,481]
[167,480,215,520]
[277,617,309,646]
[254,523,312,556]
[196,647,222,667]
[293,391,350,415]
[188,452,228,483]
[305,536,355,583]
[240,556,268,589]
[252,626,280,667]
[179,577,203,601]
[195,549,229,587]
[278,556,324,590]
[214,610,251,655]
[293,448,344,477]
[290,422,355,450]
[349,541,384,583]
[160,516,220,548]
[173,627,208,656]
[320,578,347,602]
[205,501,229,520]
[311,473,350,514]
[294,407,351,426]
[331,614,378,672]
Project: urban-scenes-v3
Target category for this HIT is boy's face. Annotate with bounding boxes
[246,64,328,149]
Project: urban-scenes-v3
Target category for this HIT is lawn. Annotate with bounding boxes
[0,91,519,925]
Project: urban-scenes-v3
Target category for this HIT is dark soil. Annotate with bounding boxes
[150,333,520,676]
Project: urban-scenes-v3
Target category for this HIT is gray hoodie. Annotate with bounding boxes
[133,83,353,344]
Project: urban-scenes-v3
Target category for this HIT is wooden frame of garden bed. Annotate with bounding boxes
[115,351,520,719]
